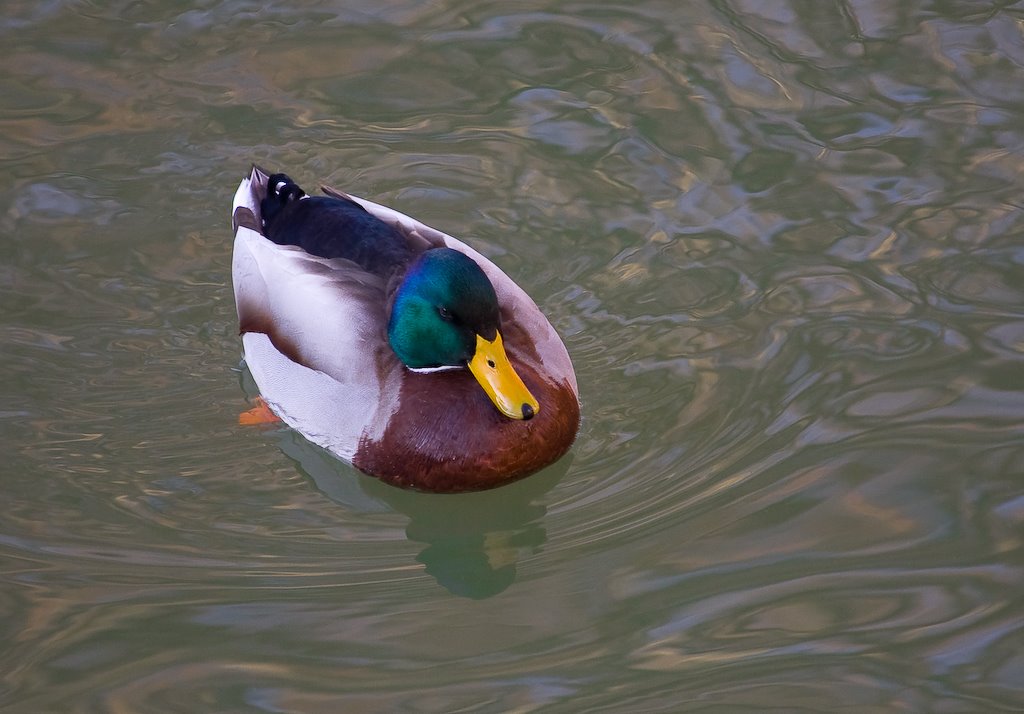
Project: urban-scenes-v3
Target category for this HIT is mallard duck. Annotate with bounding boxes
[231,166,580,492]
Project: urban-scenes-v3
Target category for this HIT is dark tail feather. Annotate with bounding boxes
[260,173,307,227]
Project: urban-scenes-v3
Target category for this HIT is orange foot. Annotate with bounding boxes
[238,397,282,426]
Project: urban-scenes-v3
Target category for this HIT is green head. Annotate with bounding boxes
[388,248,499,368]
[387,247,540,420]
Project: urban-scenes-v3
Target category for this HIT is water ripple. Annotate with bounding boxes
[2,0,1023,710]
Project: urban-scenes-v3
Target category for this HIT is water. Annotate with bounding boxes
[3,1,1024,710]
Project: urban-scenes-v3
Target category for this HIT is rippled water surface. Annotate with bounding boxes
[3,1,1024,711]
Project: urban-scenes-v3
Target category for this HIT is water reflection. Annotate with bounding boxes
[4,0,1024,709]
[269,419,567,599]
[366,469,562,599]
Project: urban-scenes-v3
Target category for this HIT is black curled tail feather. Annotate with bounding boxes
[261,173,307,228]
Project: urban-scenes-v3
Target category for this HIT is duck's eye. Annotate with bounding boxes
[437,306,453,321]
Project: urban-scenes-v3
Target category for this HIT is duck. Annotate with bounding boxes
[231,165,580,492]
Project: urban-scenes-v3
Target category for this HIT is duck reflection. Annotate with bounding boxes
[268,424,568,599]
[363,464,566,598]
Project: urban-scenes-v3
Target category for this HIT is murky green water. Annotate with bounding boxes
[3,1,1024,710]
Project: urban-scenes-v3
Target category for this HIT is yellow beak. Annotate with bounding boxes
[467,332,540,420]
